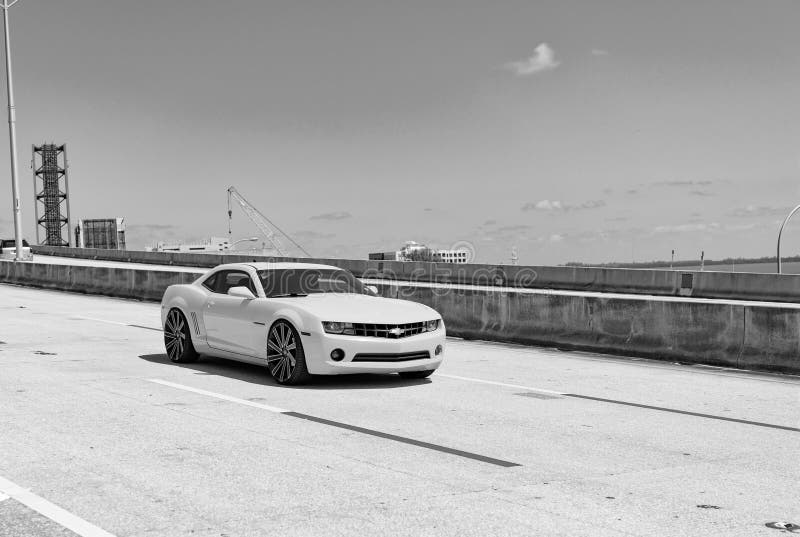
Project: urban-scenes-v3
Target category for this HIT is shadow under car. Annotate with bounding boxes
[138,353,433,390]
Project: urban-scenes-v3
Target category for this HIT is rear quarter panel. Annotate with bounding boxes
[161,284,209,342]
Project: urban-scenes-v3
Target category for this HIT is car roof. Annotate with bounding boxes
[212,262,344,272]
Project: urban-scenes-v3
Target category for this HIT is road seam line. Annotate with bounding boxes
[564,393,800,432]
[127,324,161,332]
[148,379,288,413]
[435,373,566,396]
[74,317,161,332]
[437,373,799,433]
[0,475,117,537]
[147,379,521,467]
[74,316,128,326]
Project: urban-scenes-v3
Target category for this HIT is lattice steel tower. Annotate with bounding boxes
[32,144,72,246]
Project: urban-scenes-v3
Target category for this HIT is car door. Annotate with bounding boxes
[203,269,263,356]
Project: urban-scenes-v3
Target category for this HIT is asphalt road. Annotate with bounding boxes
[1,284,798,537]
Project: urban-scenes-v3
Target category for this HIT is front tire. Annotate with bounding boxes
[398,369,436,379]
[164,308,199,363]
[266,320,310,385]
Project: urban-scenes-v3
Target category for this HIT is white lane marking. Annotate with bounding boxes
[434,373,566,396]
[0,475,117,537]
[74,316,128,326]
[148,379,289,413]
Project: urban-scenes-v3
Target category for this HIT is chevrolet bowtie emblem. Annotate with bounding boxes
[389,327,404,337]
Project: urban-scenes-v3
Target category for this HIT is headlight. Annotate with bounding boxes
[425,319,440,332]
[322,321,355,335]
[323,321,344,334]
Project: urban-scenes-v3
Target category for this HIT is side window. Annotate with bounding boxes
[218,271,256,295]
[202,272,218,292]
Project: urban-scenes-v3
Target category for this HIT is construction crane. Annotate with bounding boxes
[226,187,310,257]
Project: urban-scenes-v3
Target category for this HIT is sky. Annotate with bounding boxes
[0,0,798,265]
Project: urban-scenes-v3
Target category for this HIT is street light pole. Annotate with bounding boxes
[777,204,800,274]
[1,0,22,261]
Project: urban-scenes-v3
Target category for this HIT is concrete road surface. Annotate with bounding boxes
[0,283,798,537]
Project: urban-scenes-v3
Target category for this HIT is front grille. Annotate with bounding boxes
[351,322,426,339]
[352,351,431,362]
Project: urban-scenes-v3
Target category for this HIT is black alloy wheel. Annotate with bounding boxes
[266,320,310,385]
[164,309,199,363]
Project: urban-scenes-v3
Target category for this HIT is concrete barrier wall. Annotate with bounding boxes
[385,285,745,365]
[31,245,800,303]
[690,271,800,303]
[373,282,800,373]
[0,260,203,301]
[3,259,799,374]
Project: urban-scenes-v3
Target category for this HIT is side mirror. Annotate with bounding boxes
[228,286,256,299]
[365,285,379,296]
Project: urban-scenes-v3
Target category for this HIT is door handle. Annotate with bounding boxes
[207,301,215,308]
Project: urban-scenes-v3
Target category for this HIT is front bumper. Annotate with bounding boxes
[300,327,446,375]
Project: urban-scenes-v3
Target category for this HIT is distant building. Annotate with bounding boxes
[432,250,468,264]
[147,237,231,253]
[369,241,470,264]
[368,251,400,261]
[76,218,126,250]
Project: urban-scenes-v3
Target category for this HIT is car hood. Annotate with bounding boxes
[270,294,441,324]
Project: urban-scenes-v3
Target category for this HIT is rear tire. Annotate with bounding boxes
[398,369,435,379]
[164,308,199,363]
[266,320,310,385]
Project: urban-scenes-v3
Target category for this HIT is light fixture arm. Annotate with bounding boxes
[776,204,800,274]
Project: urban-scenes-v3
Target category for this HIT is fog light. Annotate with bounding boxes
[435,344,443,356]
[330,348,345,362]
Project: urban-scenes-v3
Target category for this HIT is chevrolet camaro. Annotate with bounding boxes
[160,262,445,385]
[0,239,32,260]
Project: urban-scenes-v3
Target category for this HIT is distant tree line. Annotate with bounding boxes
[403,247,436,262]
[565,254,800,269]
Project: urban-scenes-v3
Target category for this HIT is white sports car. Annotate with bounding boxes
[160,262,445,385]
[0,238,33,260]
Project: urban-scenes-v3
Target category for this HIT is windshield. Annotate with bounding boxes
[258,268,369,297]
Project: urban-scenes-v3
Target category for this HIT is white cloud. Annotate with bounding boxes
[728,205,789,218]
[725,222,759,232]
[294,230,336,240]
[521,199,605,212]
[653,179,713,187]
[524,199,563,211]
[579,200,606,210]
[653,223,720,234]
[479,223,532,240]
[309,211,352,221]
[504,43,560,76]
[591,49,609,56]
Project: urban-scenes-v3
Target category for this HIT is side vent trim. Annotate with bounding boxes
[190,312,201,335]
